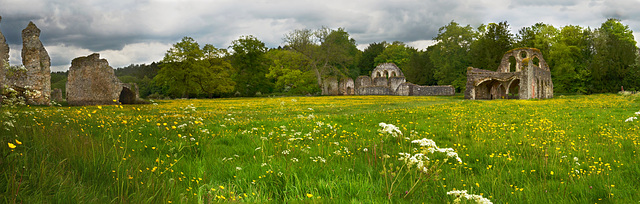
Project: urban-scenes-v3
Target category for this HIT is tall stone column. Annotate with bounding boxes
[0,16,9,97]
[21,22,51,105]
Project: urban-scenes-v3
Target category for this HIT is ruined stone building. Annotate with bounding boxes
[465,48,553,100]
[1,20,51,105]
[324,63,455,96]
[0,17,8,103]
[66,53,143,105]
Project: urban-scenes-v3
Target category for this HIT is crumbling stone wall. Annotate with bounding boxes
[67,53,143,105]
[339,78,355,95]
[351,63,454,96]
[322,76,339,96]
[465,48,553,100]
[51,88,64,102]
[0,16,8,95]
[21,22,51,105]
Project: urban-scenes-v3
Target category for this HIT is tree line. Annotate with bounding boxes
[51,18,639,98]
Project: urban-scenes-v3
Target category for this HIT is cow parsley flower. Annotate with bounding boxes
[378,122,402,137]
[447,190,493,204]
[625,117,637,122]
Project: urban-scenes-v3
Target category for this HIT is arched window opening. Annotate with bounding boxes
[509,56,517,72]
[519,51,527,59]
[532,56,540,67]
[508,79,520,99]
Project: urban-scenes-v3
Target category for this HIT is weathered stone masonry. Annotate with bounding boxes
[465,48,553,100]
[66,53,143,105]
[335,63,454,96]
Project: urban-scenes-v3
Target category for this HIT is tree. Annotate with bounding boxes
[357,42,386,75]
[549,25,592,93]
[515,23,558,58]
[284,27,360,94]
[405,47,437,85]
[373,41,417,74]
[469,21,514,71]
[265,49,320,95]
[430,21,476,91]
[590,19,638,92]
[154,36,235,98]
[230,35,273,96]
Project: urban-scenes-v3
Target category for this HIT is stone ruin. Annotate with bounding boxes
[465,48,553,100]
[0,17,7,104]
[324,63,455,96]
[1,20,51,105]
[66,53,143,106]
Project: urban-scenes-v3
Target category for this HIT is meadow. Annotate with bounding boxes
[1,94,639,203]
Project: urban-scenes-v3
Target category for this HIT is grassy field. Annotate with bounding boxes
[1,94,639,203]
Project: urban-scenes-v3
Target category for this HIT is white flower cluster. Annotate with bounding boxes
[447,190,493,204]
[411,138,462,163]
[378,122,402,137]
[398,152,429,173]
[625,111,640,122]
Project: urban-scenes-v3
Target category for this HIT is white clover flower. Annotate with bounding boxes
[261,163,267,167]
[635,111,640,116]
[362,148,368,152]
[236,167,242,170]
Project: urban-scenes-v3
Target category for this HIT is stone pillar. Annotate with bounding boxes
[0,16,8,100]
[21,22,51,105]
[67,53,122,105]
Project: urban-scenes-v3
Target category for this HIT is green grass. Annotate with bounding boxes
[1,94,639,203]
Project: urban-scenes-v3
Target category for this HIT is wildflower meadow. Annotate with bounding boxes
[1,94,639,203]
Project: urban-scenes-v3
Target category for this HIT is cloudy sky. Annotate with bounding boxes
[1,0,639,72]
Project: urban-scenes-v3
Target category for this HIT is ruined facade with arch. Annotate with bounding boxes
[465,48,553,100]
[323,63,454,96]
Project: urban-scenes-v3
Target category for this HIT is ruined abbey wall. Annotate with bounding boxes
[465,48,553,100]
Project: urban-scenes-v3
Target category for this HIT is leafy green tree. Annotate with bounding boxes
[431,21,476,91]
[590,19,638,92]
[373,41,417,74]
[515,23,558,58]
[265,49,320,95]
[284,27,360,94]
[549,25,592,93]
[358,42,386,75]
[406,47,437,85]
[230,35,273,96]
[320,28,360,78]
[154,36,235,98]
[469,21,514,71]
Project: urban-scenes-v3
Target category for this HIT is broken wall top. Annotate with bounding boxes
[371,63,404,79]
[496,48,549,73]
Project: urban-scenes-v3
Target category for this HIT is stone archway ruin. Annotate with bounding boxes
[465,48,553,100]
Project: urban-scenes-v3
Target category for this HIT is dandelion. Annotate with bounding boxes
[15,139,21,145]
[8,142,16,149]
[306,193,313,198]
